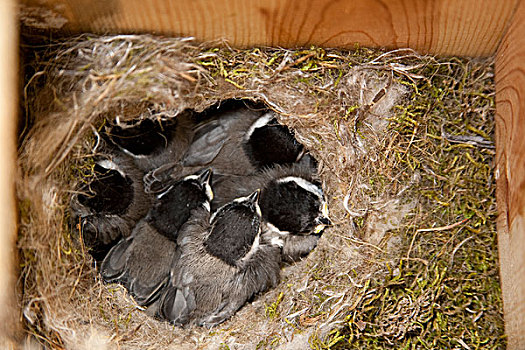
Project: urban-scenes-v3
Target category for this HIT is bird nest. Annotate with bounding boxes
[18,34,503,349]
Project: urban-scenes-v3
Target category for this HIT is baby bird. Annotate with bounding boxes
[104,111,195,173]
[212,163,331,263]
[182,106,310,175]
[159,190,282,327]
[242,112,304,169]
[100,169,213,307]
[70,156,151,262]
[144,101,311,193]
[142,100,265,193]
[179,100,265,175]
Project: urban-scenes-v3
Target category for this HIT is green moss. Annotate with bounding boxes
[265,292,285,319]
[328,57,504,349]
[22,35,503,348]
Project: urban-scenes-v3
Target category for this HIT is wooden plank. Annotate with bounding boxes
[495,0,525,348]
[0,0,20,347]
[21,0,518,56]
[16,0,524,346]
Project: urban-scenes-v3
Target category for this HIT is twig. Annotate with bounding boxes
[416,217,469,232]
[279,53,316,72]
[449,236,474,266]
[407,218,469,259]
[334,234,385,253]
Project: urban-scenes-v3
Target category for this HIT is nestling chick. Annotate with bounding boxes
[159,190,282,327]
[100,169,213,307]
[104,111,195,173]
[143,100,266,193]
[179,100,265,175]
[212,163,331,263]
[243,112,304,169]
[144,100,311,193]
[70,156,151,261]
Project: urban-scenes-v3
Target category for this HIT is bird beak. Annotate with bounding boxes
[198,168,213,185]
[247,189,260,204]
[248,189,262,217]
[321,202,329,218]
[198,168,214,201]
[313,214,333,234]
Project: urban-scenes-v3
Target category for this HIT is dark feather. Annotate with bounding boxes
[204,202,260,266]
[210,163,329,263]
[104,111,195,172]
[159,192,281,326]
[243,118,304,168]
[100,170,213,307]
[70,154,152,261]
[100,236,133,284]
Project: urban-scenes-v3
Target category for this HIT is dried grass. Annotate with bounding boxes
[17,35,503,349]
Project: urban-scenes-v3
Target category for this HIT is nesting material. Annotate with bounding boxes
[18,35,503,349]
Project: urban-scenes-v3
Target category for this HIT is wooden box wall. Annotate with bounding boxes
[2,0,524,348]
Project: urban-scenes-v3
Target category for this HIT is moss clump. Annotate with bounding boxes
[329,57,505,349]
[19,33,503,349]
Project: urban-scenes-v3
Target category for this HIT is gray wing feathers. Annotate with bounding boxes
[199,244,281,327]
[101,220,177,307]
[182,119,235,167]
[100,236,133,284]
[159,207,210,323]
[160,286,196,325]
[129,275,170,307]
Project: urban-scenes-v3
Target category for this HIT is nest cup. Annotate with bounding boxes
[18,35,501,349]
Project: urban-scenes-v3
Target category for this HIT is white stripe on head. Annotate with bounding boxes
[120,148,148,159]
[244,112,275,140]
[157,185,174,199]
[277,176,324,199]
[204,183,214,201]
[96,159,126,178]
[209,202,229,223]
[182,175,213,201]
[233,194,250,203]
[240,229,261,263]
[209,210,218,224]
[183,174,199,181]
[211,192,261,223]
[97,159,119,171]
[233,194,262,217]
[182,174,214,201]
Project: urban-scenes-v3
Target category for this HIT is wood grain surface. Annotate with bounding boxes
[495,0,525,348]
[0,0,20,347]
[21,0,518,56]
[15,0,525,346]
